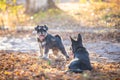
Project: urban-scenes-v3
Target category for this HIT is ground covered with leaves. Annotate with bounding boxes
[0,50,120,80]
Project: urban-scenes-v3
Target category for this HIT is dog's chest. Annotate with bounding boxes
[41,41,46,46]
[39,41,46,47]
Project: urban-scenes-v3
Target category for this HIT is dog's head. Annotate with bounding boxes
[70,34,83,53]
[35,25,48,41]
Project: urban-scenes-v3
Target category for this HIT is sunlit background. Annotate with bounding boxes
[0,0,120,30]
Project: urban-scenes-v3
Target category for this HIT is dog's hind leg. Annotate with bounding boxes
[59,46,69,60]
[68,60,83,73]
[52,48,59,59]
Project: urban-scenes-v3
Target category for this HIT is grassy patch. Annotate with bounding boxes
[33,9,62,23]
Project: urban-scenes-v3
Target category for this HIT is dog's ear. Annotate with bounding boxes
[70,36,76,42]
[77,33,83,46]
[35,25,39,31]
[44,25,48,31]
[77,34,82,42]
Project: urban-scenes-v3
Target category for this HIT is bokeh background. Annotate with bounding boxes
[0,0,120,30]
[0,0,120,80]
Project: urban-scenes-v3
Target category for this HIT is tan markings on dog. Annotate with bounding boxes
[52,48,59,57]
[39,43,44,57]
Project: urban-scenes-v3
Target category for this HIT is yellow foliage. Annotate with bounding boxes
[0,1,7,11]
[72,2,120,28]
[4,71,12,75]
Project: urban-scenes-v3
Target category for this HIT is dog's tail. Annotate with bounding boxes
[55,35,61,40]
[67,69,83,73]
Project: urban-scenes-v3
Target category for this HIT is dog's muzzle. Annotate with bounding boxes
[38,35,46,41]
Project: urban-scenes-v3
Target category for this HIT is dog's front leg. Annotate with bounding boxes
[37,38,43,57]
[39,43,43,57]
[42,47,49,60]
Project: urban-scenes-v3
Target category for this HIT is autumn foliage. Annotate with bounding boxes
[0,51,120,80]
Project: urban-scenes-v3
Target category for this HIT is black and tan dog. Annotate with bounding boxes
[68,34,92,73]
[34,25,69,60]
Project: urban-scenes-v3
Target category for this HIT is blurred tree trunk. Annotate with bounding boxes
[25,0,58,14]
[0,13,5,29]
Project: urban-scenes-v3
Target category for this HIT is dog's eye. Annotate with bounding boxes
[43,30,46,32]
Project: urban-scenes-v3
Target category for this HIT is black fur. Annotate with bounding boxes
[68,34,92,73]
[34,25,69,60]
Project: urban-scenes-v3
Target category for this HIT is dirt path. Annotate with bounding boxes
[0,30,120,63]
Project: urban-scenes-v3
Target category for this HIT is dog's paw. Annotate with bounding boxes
[42,56,48,60]
[39,55,43,58]
[41,56,50,61]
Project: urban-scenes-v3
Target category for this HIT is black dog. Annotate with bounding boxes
[68,34,92,73]
[34,25,69,60]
